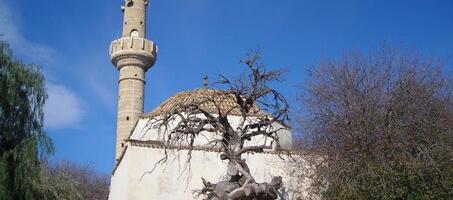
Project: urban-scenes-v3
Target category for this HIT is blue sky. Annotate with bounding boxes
[1,0,452,174]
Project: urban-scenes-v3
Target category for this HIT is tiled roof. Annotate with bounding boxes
[142,88,266,118]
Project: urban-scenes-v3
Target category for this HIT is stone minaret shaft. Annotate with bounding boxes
[109,0,157,162]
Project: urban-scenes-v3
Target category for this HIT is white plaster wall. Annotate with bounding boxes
[109,145,300,200]
[130,116,292,149]
[108,148,130,200]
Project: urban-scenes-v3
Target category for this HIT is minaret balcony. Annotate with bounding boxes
[110,37,157,70]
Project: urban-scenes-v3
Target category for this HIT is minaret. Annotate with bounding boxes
[109,0,157,161]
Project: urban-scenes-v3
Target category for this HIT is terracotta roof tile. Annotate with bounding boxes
[142,88,266,118]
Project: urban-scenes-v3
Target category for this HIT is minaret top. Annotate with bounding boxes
[109,0,157,71]
[121,0,149,38]
[110,0,156,162]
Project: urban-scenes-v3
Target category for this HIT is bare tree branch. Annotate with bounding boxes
[145,50,289,200]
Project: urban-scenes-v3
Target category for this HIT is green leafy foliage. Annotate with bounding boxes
[0,41,54,199]
[0,41,110,200]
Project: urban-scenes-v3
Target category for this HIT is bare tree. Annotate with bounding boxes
[146,50,290,200]
[41,160,110,200]
[296,47,453,199]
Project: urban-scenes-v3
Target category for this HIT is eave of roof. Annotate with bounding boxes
[112,88,292,174]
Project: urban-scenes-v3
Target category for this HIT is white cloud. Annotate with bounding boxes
[44,83,85,130]
[0,0,54,65]
[0,1,81,129]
